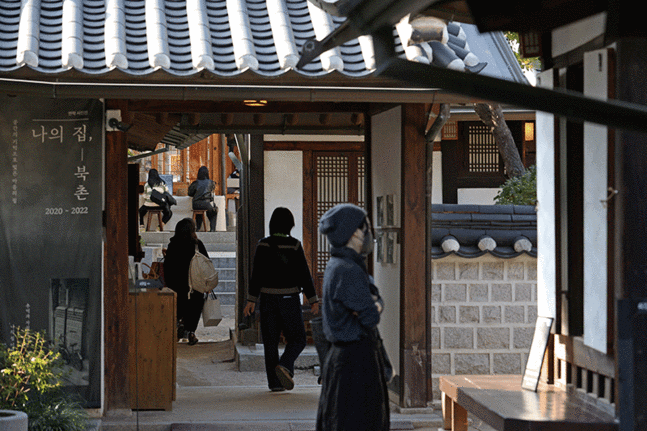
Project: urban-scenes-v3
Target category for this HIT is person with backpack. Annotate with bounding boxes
[188,166,218,232]
[164,217,209,345]
[243,207,319,392]
[139,168,173,228]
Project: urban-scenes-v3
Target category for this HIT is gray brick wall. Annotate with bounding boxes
[431,255,537,401]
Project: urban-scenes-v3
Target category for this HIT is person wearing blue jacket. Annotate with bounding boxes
[316,203,389,431]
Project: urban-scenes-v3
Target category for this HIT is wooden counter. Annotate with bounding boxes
[128,288,177,410]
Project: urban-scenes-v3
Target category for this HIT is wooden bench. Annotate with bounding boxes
[439,375,618,431]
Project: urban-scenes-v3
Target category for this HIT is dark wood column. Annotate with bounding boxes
[400,103,430,407]
[614,39,647,431]
[236,134,265,342]
[104,100,130,411]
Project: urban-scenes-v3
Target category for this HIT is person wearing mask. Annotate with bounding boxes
[188,166,217,232]
[138,168,172,228]
[243,207,319,392]
[316,203,389,431]
[163,217,209,345]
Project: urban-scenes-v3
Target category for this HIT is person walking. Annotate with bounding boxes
[163,217,208,345]
[188,166,218,232]
[316,203,389,431]
[243,207,319,392]
[138,168,172,227]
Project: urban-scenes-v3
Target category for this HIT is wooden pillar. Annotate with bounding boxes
[104,100,130,412]
[614,38,647,431]
[211,134,223,195]
[400,103,429,407]
[236,134,265,341]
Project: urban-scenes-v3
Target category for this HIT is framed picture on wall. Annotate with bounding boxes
[386,194,394,226]
[386,231,398,264]
[376,231,385,263]
[376,196,385,227]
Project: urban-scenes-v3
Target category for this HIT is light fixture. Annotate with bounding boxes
[524,122,535,141]
[243,100,268,107]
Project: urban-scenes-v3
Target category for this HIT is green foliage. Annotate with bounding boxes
[495,165,537,206]
[0,328,89,431]
[505,32,541,72]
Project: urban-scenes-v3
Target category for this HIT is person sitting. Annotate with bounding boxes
[188,166,218,232]
[138,168,172,228]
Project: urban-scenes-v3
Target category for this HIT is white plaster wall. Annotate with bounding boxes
[535,69,557,319]
[264,151,304,241]
[371,106,402,374]
[432,151,443,204]
[457,188,500,205]
[583,48,610,353]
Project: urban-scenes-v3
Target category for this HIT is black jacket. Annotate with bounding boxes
[164,237,209,295]
[248,234,318,304]
[188,179,215,202]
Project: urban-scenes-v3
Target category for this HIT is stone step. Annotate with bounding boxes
[140,231,236,249]
[214,268,236,279]
[213,291,235,305]
[236,343,320,372]
[215,281,236,293]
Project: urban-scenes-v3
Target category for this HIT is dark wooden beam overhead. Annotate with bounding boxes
[456,0,607,32]
[127,100,372,114]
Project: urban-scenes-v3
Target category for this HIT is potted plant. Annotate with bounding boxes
[0,328,89,431]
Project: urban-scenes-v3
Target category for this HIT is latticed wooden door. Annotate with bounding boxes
[310,151,365,296]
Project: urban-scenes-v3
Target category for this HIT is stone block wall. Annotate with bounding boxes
[431,254,537,401]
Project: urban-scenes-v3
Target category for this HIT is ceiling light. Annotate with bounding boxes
[243,100,268,107]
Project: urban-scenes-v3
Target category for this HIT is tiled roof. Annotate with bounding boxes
[431,204,537,259]
[0,0,525,82]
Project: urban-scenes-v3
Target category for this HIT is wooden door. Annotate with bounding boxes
[305,151,365,296]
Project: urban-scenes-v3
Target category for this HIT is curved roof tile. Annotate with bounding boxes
[0,0,530,82]
[432,204,537,259]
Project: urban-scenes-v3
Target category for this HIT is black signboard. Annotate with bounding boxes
[521,316,554,391]
[0,96,103,407]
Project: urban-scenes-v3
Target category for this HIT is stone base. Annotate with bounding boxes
[235,342,320,372]
[0,410,28,431]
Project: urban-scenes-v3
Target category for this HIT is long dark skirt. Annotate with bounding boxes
[316,338,389,431]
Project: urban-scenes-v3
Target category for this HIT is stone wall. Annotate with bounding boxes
[431,254,537,401]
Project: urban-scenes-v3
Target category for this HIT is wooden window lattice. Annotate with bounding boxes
[314,154,365,274]
[468,124,501,173]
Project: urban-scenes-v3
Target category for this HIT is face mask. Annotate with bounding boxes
[359,221,374,256]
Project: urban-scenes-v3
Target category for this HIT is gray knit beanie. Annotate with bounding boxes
[318,203,367,248]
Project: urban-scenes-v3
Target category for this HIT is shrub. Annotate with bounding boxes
[0,328,89,431]
[494,165,537,206]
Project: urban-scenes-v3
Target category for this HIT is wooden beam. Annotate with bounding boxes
[127,100,371,114]
[400,103,429,407]
[104,99,131,412]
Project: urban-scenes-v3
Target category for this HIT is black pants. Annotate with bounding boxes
[176,289,205,333]
[192,200,217,232]
[139,204,172,225]
[259,293,306,389]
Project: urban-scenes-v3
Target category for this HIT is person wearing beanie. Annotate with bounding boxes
[316,203,390,431]
[243,207,319,392]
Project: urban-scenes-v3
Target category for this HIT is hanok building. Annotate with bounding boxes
[0,0,531,416]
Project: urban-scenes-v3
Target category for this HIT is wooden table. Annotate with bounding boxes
[440,375,618,431]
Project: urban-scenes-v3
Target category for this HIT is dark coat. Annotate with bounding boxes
[316,246,389,431]
[164,236,209,332]
[248,234,317,304]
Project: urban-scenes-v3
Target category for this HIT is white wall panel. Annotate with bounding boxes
[536,69,557,319]
[264,151,303,241]
[583,48,610,353]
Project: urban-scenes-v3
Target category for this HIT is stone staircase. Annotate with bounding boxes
[139,231,237,305]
